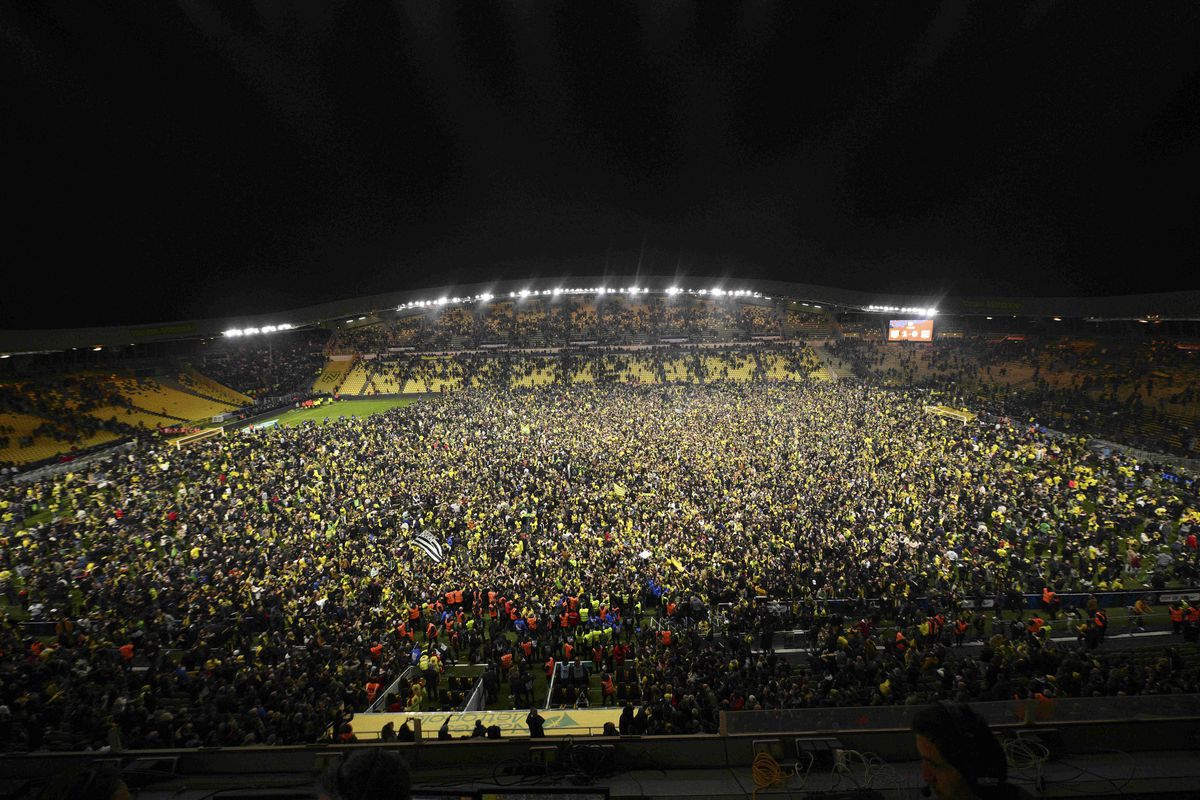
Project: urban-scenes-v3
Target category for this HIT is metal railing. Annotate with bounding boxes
[462,677,486,712]
[543,664,558,710]
[364,665,415,714]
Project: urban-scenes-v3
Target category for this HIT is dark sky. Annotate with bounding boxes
[4,1,1199,328]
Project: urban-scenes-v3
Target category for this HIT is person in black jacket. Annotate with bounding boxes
[618,703,635,736]
[526,708,545,738]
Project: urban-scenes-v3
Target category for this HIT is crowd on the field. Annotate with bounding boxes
[0,378,1198,751]
[353,344,821,395]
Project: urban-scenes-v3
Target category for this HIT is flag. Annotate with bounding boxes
[412,530,444,563]
[612,482,627,498]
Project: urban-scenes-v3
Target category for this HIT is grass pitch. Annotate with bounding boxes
[271,397,418,427]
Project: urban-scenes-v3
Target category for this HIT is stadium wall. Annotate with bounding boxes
[1,716,1197,796]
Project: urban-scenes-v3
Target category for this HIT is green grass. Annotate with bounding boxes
[268,397,418,427]
[15,507,54,531]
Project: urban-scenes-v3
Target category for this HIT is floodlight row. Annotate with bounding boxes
[397,286,766,311]
[224,323,294,337]
[866,305,938,316]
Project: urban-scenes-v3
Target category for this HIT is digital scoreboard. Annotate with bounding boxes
[887,319,934,342]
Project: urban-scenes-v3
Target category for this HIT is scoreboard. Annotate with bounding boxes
[887,319,934,342]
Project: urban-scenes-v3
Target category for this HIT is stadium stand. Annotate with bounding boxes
[195,331,327,398]
[178,366,253,407]
[337,360,372,396]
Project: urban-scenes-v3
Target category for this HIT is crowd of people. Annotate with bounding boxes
[331,297,804,354]
[352,344,822,395]
[826,334,1200,457]
[195,332,326,399]
[0,376,154,470]
[0,372,1198,751]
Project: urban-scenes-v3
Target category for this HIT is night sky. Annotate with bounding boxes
[4,1,1199,328]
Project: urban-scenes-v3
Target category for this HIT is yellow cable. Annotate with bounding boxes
[750,751,787,800]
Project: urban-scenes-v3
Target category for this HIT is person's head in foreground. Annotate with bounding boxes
[316,748,412,800]
[912,702,1011,800]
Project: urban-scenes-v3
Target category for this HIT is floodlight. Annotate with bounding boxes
[93,346,103,351]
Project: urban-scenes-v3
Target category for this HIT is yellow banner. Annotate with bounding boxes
[924,405,976,423]
[349,708,624,740]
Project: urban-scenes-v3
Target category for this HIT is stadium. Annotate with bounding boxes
[2,278,1200,798]
[5,3,1200,800]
